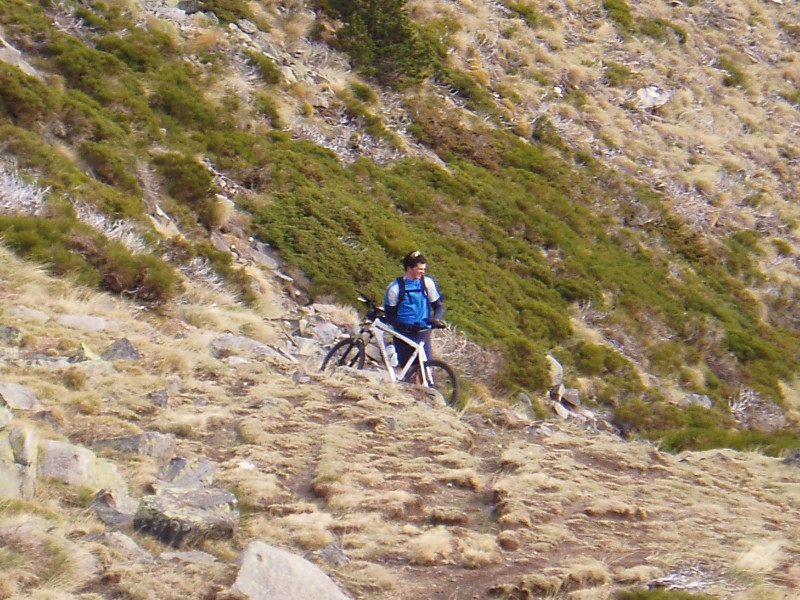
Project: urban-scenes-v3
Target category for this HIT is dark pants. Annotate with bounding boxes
[394,328,432,377]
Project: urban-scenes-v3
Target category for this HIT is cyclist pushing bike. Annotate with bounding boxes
[384,250,445,377]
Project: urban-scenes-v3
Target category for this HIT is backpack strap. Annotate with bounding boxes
[396,275,429,306]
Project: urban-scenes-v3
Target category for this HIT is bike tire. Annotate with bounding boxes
[321,338,366,373]
[422,359,459,406]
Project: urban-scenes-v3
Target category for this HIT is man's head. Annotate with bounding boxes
[403,250,427,279]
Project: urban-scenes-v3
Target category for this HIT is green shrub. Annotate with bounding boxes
[637,17,687,44]
[0,215,178,304]
[602,0,635,35]
[96,30,174,72]
[79,140,140,193]
[719,55,745,87]
[149,63,218,129]
[254,93,283,128]
[0,63,56,126]
[152,153,212,206]
[435,66,498,115]
[45,33,124,98]
[312,0,435,86]
[603,61,633,87]
[573,342,627,376]
[197,0,253,23]
[350,81,377,104]
[781,87,800,106]
[74,0,131,32]
[504,2,552,29]
[245,49,282,85]
[67,231,180,303]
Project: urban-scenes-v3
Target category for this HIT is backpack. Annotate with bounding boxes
[395,275,429,307]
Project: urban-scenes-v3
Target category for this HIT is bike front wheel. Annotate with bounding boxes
[321,338,366,373]
[423,359,459,406]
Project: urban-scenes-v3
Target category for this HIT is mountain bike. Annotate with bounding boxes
[320,291,459,405]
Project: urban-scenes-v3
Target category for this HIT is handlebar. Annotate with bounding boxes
[356,290,447,329]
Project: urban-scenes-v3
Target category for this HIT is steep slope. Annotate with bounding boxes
[0,239,799,599]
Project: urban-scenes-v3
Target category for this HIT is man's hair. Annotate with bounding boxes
[402,250,426,269]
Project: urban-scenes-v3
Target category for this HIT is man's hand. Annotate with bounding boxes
[399,323,421,334]
[427,318,445,329]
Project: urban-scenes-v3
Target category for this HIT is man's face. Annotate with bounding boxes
[406,262,426,280]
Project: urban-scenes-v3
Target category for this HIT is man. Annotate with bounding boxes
[383,250,445,371]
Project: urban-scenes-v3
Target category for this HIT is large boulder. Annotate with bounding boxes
[232,541,352,600]
[133,486,239,547]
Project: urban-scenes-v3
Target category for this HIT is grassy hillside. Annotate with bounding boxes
[1,0,799,449]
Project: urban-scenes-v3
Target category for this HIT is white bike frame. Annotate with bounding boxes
[368,319,432,385]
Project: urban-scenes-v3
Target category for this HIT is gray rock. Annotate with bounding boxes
[6,305,49,322]
[91,488,139,526]
[546,354,564,386]
[88,531,153,562]
[157,456,215,489]
[0,428,37,499]
[9,427,37,466]
[39,439,127,491]
[561,388,581,408]
[683,393,712,409]
[92,432,176,462]
[0,326,23,346]
[0,382,37,410]
[101,338,143,361]
[55,314,116,331]
[134,486,239,547]
[209,333,284,361]
[233,541,352,600]
[549,383,565,402]
[237,19,259,35]
[148,388,170,407]
[783,449,800,466]
[160,549,218,563]
[312,322,341,345]
[0,406,12,429]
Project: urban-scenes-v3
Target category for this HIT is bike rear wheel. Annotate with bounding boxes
[321,338,366,373]
[423,359,459,406]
